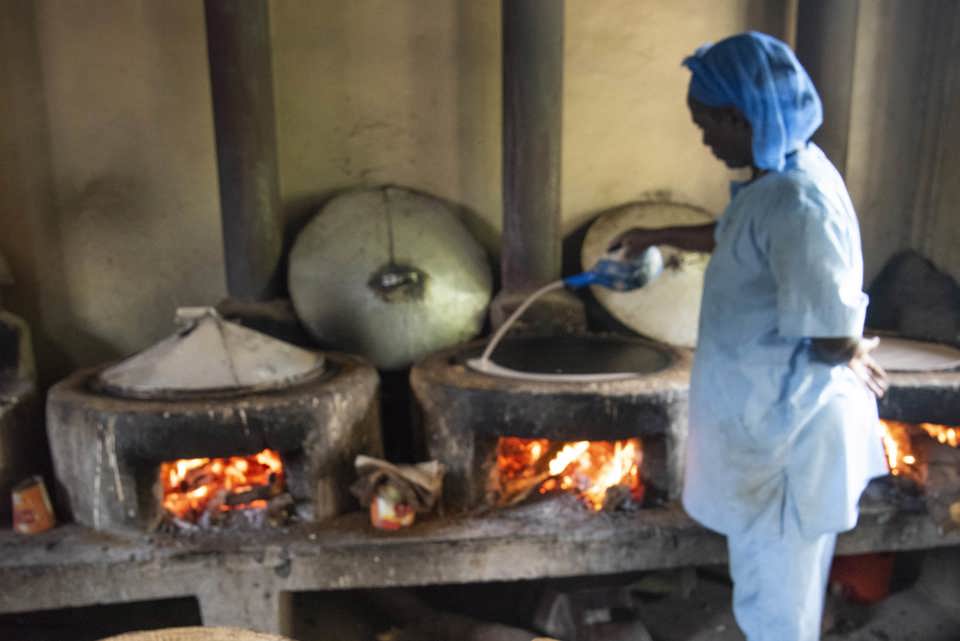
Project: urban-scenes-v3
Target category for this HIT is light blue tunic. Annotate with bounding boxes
[682,143,888,539]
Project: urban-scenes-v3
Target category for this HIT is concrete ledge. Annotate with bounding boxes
[0,502,958,634]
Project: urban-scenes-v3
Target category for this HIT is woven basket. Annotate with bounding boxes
[98,627,294,641]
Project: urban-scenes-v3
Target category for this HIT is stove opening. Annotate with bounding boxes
[491,437,644,511]
[158,448,288,529]
[881,420,959,485]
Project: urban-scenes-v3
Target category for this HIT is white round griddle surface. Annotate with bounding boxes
[871,335,960,372]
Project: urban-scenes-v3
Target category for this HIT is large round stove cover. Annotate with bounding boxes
[96,308,324,398]
[289,187,492,370]
[581,202,713,348]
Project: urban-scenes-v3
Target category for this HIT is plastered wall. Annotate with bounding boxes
[2,0,791,382]
[273,0,792,246]
[0,0,225,384]
[842,0,960,285]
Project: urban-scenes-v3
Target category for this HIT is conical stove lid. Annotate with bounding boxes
[95,307,324,399]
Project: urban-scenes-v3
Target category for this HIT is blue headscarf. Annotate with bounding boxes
[683,31,822,172]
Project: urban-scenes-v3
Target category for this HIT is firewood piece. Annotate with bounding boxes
[368,589,547,641]
[496,471,552,507]
[182,467,215,490]
[601,485,636,512]
[493,442,568,506]
[204,488,230,525]
[534,585,656,641]
[225,484,275,506]
[267,492,294,526]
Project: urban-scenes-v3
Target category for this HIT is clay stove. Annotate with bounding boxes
[411,334,692,512]
[872,367,960,525]
[46,309,382,533]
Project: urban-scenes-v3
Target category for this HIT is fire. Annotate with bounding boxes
[495,437,643,511]
[917,423,959,447]
[881,421,916,477]
[160,449,284,521]
[880,420,959,479]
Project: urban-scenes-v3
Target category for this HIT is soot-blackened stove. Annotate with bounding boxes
[46,308,382,534]
[874,365,960,526]
[411,334,692,512]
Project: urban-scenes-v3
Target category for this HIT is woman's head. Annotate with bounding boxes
[687,96,753,170]
[683,31,821,172]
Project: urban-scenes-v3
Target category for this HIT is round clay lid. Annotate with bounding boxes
[289,186,492,370]
[95,307,324,399]
[581,202,713,348]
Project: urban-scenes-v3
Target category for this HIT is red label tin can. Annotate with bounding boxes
[12,475,56,534]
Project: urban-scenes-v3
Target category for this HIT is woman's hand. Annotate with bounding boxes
[607,227,662,258]
[607,223,718,256]
[848,336,889,399]
[812,336,888,398]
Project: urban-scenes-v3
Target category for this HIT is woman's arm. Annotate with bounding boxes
[608,223,717,256]
[811,336,888,398]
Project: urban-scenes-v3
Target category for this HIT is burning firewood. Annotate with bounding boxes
[157,449,287,529]
[267,493,295,526]
[224,484,277,506]
[203,488,230,525]
[600,484,637,512]
[490,437,644,511]
[489,442,568,507]
[494,471,553,507]
[180,467,215,492]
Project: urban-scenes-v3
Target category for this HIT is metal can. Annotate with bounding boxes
[12,475,56,534]
[369,483,415,531]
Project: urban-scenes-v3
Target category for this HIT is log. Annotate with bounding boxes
[181,468,215,491]
[368,589,550,641]
[225,484,275,506]
[493,442,568,507]
[496,471,552,508]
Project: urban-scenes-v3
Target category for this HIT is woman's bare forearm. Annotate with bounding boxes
[610,224,717,255]
[810,337,860,364]
[812,336,889,398]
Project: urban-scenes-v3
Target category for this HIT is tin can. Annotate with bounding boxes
[369,483,415,531]
[12,475,56,534]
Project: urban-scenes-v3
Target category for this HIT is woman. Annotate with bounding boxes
[612,32,888,641]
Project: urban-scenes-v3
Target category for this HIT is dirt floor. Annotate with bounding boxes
[3,562,959,641]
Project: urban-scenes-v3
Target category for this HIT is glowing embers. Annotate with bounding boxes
[881,420,959,484]
[159,449,288,529]
[492,437,644,511]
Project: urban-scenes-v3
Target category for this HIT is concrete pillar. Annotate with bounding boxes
[492,0,584,332]
[500,0,563,292]
[794,0,859,174]
[205,0,284,301]
[197,572,292,635]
